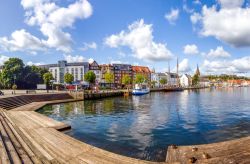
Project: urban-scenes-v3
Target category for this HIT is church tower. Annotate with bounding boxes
[195,64,200,76]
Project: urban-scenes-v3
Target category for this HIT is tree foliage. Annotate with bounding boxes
[192,74,199,86]
[84,71,96,84]
[43,72,53,85]
[0,58,48,89]
[151,80,157,87]
[64,73,74,84]
[104,72,114,83]
[134,74,146,84]
[122,74,131,85]
[159,78,167,85]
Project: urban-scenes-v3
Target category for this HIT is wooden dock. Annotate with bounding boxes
[0,93,169,164]
[0,92,250,163]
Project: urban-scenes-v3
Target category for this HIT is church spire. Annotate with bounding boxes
[195,64,200,76]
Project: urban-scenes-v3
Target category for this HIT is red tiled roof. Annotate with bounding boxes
[132,66,151,73]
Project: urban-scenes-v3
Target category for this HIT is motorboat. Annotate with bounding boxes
[132,84,150,95]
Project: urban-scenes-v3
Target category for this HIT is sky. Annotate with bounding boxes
[1,0,250,75]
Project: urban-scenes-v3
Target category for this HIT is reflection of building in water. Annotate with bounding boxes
[73,102,85,115]
[107,95,171,149]
[52,104,61,116]
[178,91,200,131]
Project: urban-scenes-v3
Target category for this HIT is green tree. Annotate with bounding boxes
[151,80,157,88]
[43,72,53,92]
[64,73,74,84]
[0,58,48,89]
[192,74,199,86]
[22,65,47,89]
[104,72,114,89]
[104,72,114,83]
[122,74,131,89]
[1,58,24,88]
[134,74,146,84]
[159,78,167,86]
[84,71,96,87]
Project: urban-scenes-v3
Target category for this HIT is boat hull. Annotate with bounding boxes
[132,89,150,95]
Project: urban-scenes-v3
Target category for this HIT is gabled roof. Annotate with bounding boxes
[132,66,151,73]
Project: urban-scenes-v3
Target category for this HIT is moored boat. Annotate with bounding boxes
[132,84,150,95]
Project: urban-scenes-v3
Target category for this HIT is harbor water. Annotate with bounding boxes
[38,88,250,161]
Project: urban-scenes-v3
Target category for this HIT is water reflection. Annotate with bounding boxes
[38,88,250,161]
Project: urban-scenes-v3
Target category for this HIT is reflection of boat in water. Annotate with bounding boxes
[132,84,150,95]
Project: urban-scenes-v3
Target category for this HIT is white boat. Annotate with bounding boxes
[132,84,150,95]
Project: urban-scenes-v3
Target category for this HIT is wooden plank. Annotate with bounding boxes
[0,116,33,164]
[18,127,54,162]
[0,127,10,164]
[0,119,22,164]
[3,116,42,164]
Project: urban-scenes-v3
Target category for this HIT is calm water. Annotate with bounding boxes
[38,88,250,161]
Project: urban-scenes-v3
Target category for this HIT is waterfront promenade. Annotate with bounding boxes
[0,93,167,164]
[0,92,250,163]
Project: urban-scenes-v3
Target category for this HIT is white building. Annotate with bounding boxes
[151,72,169,87]
[199,77,210,87]
[88,60,101,83]
[165,72,179,86]
[180,74,192,87]
[39,60,89,84]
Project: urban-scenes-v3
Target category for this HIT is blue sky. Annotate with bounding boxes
[1,0,250,75]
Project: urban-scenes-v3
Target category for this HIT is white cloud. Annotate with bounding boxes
[190,12,202,24]
[64,54,85,63]
[0,0,93,54]
[193,0,201,5]
[80,42,97,51]
[105,19,174,62]
[218,0,244,9]
[191,2,250,47]
[172,58,191,73]
[88,58,94,63]
[110,60,122,64]
[165,9,179,24]
[0,29,46,54]
[179,59,191,72]
[183,4,194,13]
[202,56,250,74]
[0,55,9,65]
[27,61,43,66]
[183,44,199,55]
[206,46,231,58]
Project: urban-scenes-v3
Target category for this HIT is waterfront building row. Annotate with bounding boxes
[39,60,182,87]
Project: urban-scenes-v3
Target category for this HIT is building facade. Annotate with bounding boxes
[100,64,114,83]
[132,66,151,83]
[113,64,132,87]
[165,72,179,86]
[180,74,192,87]
[39,60,89,84]
[88,60,101,83]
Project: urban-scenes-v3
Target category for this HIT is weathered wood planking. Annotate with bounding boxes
[0,94,171,164]
[166,136,250,163]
